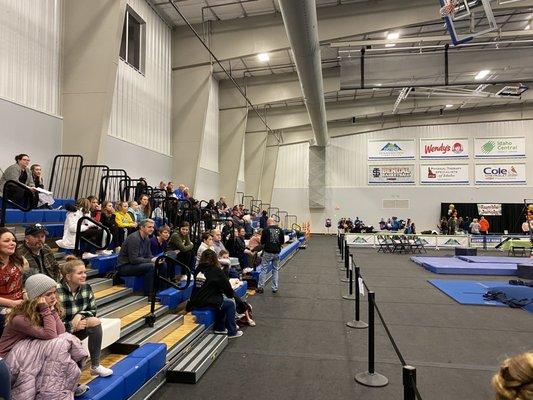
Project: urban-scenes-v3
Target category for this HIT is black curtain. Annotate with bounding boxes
[440,203,527,234]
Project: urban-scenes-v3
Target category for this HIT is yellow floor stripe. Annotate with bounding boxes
[120,304,163,328]
[79,353,126,385]
[94,285,127,299]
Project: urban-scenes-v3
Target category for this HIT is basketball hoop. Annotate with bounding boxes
[440,0,459,17]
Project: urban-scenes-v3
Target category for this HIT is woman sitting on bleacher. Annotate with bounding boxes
[195,232,214,268]
[0,154,38,208]
[188,250,243,339]
[150,225,170,256]
[0,228,28,337]
[114,201,137,245]
[0,274,89,399]
[138,194,152,221]
[56,256,113,378]
[168,222,194,271]
[101,201,118,247]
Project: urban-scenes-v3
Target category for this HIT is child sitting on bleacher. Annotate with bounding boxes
[0,274,89,398]
[56,256,113,378]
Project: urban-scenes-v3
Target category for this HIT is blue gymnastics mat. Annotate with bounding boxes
[428,280,533,312]
[411,256,517,275]
[458,256,533,265]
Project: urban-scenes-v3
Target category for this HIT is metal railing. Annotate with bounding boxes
[0,180,35,227]
[76,165,109,200]
[49,155,84,200]
[73,216,112,255]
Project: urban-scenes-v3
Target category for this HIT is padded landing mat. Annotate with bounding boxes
[428,280,533,312]
[411,256,517,275]
[458,256,533,265]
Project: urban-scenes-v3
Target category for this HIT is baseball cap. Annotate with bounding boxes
[25,224,49,236]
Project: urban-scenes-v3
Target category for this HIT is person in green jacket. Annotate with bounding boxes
[168,221,194,276]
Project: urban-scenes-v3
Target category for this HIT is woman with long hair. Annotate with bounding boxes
[0,228,28,336]
[492,352,533,400]
[138,194,152,221]
[189,249,243,339]
[57,256,113,377]
[0,154,38,207]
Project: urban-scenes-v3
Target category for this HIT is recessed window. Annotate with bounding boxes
[119,6,145,73]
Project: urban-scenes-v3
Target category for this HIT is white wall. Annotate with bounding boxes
[0,98,62,184]
[108,0,172,155]
[105,135,172,187]
[0,0,61,116]
[272,120,533,233]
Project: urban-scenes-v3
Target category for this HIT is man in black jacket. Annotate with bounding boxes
[257,218,284,294]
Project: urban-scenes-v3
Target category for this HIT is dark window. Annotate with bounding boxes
[119,6,145,73]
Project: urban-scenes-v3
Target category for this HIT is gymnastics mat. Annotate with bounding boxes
[411,256,517,275]
[457,256,533,265]
[428,280,533,313]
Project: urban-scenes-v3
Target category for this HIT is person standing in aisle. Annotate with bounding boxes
[256,218,284,294]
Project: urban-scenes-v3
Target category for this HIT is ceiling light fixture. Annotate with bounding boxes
[387,32,400,40]
[385,43,396,48]
[475,70,490,80]
[526,24,530,30]
[257,53,270,62]
[446,104,453,108]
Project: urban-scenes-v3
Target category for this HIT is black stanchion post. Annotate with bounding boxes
[347,265,368,329]
[403,366,417,400]
[341,242,350,280]
[342,257,355,300]
[355,291,389,387]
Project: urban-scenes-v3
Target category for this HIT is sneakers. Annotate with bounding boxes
[74,384,89,397]
[82,252,98,260]
[91,365,113,377]
[228,330,244,339]
[97,250,113,256]
[255,288,264,294]
[213,329,228,334]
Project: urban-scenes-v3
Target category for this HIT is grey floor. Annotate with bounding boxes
[154,236,532,400]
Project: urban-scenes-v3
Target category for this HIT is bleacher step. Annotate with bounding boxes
[98,295,149,318]
[85,268,99,279]
[163,323,206,361]
[119,304,169,338]
[95,286,133,308]
[111,314,184,354]
[87,277,113,292]
[166,333,228,384]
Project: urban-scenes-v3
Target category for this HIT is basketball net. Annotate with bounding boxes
[440,0,459,17]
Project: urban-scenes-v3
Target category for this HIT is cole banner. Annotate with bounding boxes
[475,164,526,184]
[368,165,415,184]
[368,139,415,160]
[420,138,469,159]
[477,203,502,216]
[474,137,526,158]
[420,164,469,184]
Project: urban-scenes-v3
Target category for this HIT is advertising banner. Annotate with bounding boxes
[345,234,375,246]
[475,164,526,185]
[477,204,502,216]
[420,164,469,185]
[368,139,415,160]
[420,138,469,159]
[436,236,470,247]
[368,165,415,184]
[474,137,526,158]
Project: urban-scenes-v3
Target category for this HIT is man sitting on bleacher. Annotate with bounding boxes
[18,224,61,282]
[116,219,157,295]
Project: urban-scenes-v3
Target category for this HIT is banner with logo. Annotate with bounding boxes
[368,165,415,184]
[477,203,502,216]
[436,236,470,247]
[420,138,469,159]
[345,234,376,246]
[474,137,526,158]
[475,164,526,184]
[368,139,415,160]
[420,164,469,185]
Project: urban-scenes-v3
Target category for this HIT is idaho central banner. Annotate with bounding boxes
[420,138,469,159]
[368,165,415,184]
[475,164,527,184]
[477,203,502,216]
[368,139,415,160]
[474,137,526,158]
[420,164,469,184]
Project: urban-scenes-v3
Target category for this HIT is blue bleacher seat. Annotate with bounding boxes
[128,343,167,377]
[43,209,67,222]
[79,374,124,400]
[90,254,118,274]
[53,198,75,208]
[110,356,150,398]
[24,210,45,223]
[5,209,24,223]
[192,308,216,327]
[44,223,64,238]
[123,276,145,292]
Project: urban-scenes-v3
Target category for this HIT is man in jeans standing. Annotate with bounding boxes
[257,218,284,294]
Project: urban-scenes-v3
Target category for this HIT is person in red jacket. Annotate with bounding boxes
[479,216,490,235]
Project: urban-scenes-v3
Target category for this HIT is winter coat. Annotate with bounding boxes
[5,332,88,400]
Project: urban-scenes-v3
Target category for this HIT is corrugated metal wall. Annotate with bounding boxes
[0,0,61,116]
[200,77,219,172]
[273,142,309,188]
[108,0,171,155]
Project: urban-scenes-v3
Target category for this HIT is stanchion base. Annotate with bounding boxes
[355,371,389,387]
[342,294,356,300]
[346,320,368,329]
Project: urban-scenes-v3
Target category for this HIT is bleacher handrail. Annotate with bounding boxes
[0,180,35,227]
[49,154,84,199]
[73,216,112,253]
[76,164,109,201]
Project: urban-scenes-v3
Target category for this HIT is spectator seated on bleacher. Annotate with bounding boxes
[151,200,166,229]
[116,219,159,296]
[30,164,55,209]
[227,227,248,269]
[138,194,152,221]
[201,199,217,231]
[114,201,138,245]
[0,273,90,399]
[216,196,229,217]
[245,230,262,268]
[128,201,143,223]
[57,256,113,378]
[150,225,170,257]
[196,232,214,268]
[56,199,111,260]
[187,250,243,339]
[259,210,268,229]
[134,178,148,201]
[0,154,38,208]
[100,201,118,248]
[211,229,227,256]
[168,221,194,273]
[173,184,186,200]
[18,224,61,282]
[221,219,234,245]
[87,195,101,222]
[0,228,28,337]
[243,214,253,239]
